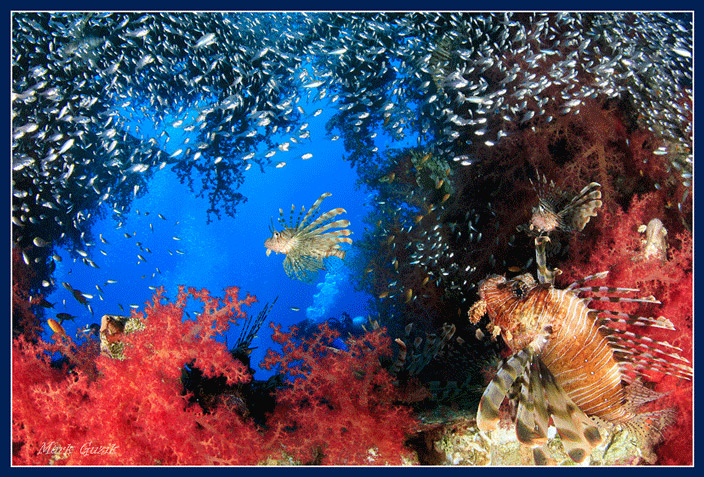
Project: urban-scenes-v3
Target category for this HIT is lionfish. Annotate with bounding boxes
[468,185,692,464]
[522,174,602,237]
[265,192,353,283]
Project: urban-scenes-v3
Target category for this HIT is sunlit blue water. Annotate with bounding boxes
[44,89,419,379]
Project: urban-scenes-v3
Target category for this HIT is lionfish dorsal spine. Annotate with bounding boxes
[292,204,306,229]
[559,182,602,232]
[596,310,675,330]
[298,192,332,229]
[565,182,602,210]
[605,330,693,380]
[277,208,287,227]
[566,271,610,290]
[300,207,347,234]
[310,217,351,236]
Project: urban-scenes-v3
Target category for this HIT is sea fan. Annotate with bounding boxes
[265,192,353,283]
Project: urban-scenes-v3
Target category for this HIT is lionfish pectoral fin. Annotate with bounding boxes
[283,255,320,283]
[559,182,602,232]
[477,349,532,431]
[532,446,553,465]
[515,355,549,447]
[537,359,602,463]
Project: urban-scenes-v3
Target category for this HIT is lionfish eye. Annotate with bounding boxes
[511,281,526,298]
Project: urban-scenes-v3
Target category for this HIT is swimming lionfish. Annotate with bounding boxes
[468,240,692,464]
[522,174,602,237]
[265,192,353,283]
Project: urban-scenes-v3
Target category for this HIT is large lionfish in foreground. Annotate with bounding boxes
[265,192,353,283]
[469,181,692,464]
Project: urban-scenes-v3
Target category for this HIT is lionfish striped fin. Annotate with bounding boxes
[559,182,602,233]
[538,358,603,463]
[298,192,332,229]
[572,285,640,294]
[596,310,675,330]
[566,182,602,208]
[317,229,353,239]
[289,203,296,226]
[283,255,322,283]
[585,295,660,305]
[607,330,693,380]
[566,271,609,290]
[477,349,531,431]
[321,249,346,260]
[311,218,351,235]
[301,207,347,234]
[515,355,549,448]
[292,204,307,229]
[534,236,557,284]
[277,208,287,227]
[532,447,552,465]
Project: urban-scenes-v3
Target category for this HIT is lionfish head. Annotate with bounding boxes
[265,218,285,256]
[479,273,537,313]
[529,201,560,235]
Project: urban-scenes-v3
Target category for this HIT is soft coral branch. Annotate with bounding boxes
[262,322,418,465]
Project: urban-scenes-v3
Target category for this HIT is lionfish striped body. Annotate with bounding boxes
[265,192,353,283]
[469,270,692,463]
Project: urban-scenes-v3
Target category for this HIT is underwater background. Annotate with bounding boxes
[12,11,692,465]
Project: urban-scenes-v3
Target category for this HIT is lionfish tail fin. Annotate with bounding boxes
[621,407,677,451]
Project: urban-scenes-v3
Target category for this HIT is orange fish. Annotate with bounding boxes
[47,318,67,337]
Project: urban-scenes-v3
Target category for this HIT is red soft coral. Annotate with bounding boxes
[559,192,693,465]
[12,286,264,465]
[12,247,43,342]
[261,322,418,464]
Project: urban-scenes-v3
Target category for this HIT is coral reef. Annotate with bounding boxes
[12,286,425,466]
[261,322,419,464]
[12,286,264,465]
[556,192,693,465]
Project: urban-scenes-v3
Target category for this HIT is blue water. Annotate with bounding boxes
[44,91,418,379]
